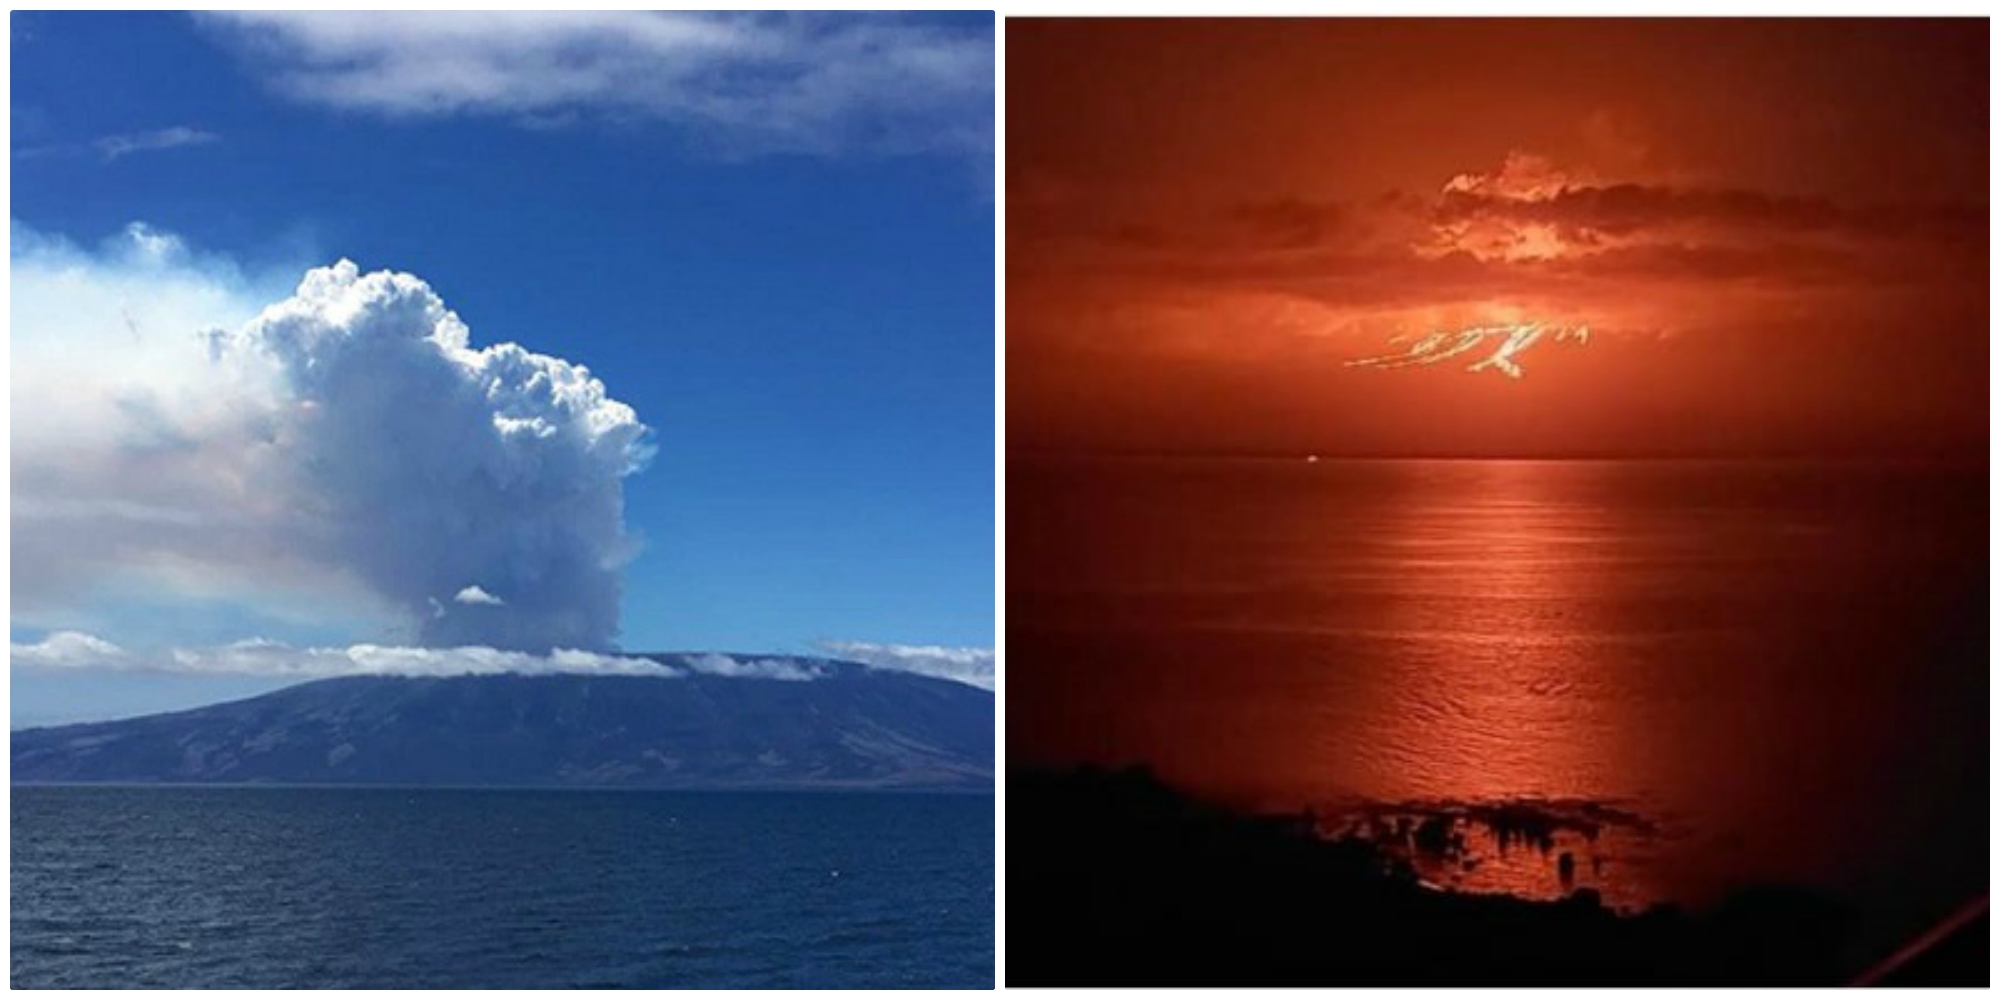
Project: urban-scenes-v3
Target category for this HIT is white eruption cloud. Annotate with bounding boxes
[12,225,651,651]
[820,641,995,689]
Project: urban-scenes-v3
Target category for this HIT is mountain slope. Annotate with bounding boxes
[11,656,992,789]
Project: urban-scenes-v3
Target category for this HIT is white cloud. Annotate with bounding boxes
[196,12,991,158]
[453,585,505,607]
[684,652,820,682]
[120,221,186,263]
[10,632,136,671]
[12,224,652,651]
[15,126,220,164]
[821,641,994,689]
[10,633,996,689]
[11,633,676,679]
[5,634,860,683]
[93,126,218,162]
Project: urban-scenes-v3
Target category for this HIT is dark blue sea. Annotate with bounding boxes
[11,786,993,988]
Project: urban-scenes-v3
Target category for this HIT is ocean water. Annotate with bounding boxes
[11,786,993,988]
[1009,457,1986,934]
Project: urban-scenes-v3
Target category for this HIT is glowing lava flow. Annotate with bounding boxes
[1346,323,1589,379]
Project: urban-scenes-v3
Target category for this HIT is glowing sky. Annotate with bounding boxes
[1008,19,1987,457]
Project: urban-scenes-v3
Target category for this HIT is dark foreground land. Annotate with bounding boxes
[1008,767,1985,986]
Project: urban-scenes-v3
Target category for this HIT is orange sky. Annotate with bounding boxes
[1008,19,1988,458]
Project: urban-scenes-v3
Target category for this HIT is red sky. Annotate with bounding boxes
[1007,19,1988,458]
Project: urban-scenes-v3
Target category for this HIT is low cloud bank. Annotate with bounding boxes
[11,632,672,678]
[820,641,995,689]
[10,633,991,688]
[684,652,820,682]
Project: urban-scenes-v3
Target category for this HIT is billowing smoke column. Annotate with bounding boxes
[213,261,651,651]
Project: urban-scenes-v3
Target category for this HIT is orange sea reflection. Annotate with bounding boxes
[1286,461,1666,906]
[1008,456,1987,917]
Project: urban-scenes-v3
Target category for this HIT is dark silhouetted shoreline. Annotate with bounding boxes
[1007,766,1983,986]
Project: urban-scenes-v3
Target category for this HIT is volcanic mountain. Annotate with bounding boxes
[11,655,992,790]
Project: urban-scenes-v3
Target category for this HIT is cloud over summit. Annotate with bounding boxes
[210,260,651,650]
[13,231,651,651]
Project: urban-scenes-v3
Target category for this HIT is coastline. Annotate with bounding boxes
[1006,765,1980,986]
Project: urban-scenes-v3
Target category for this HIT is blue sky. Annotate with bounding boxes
[10,12,994,724]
